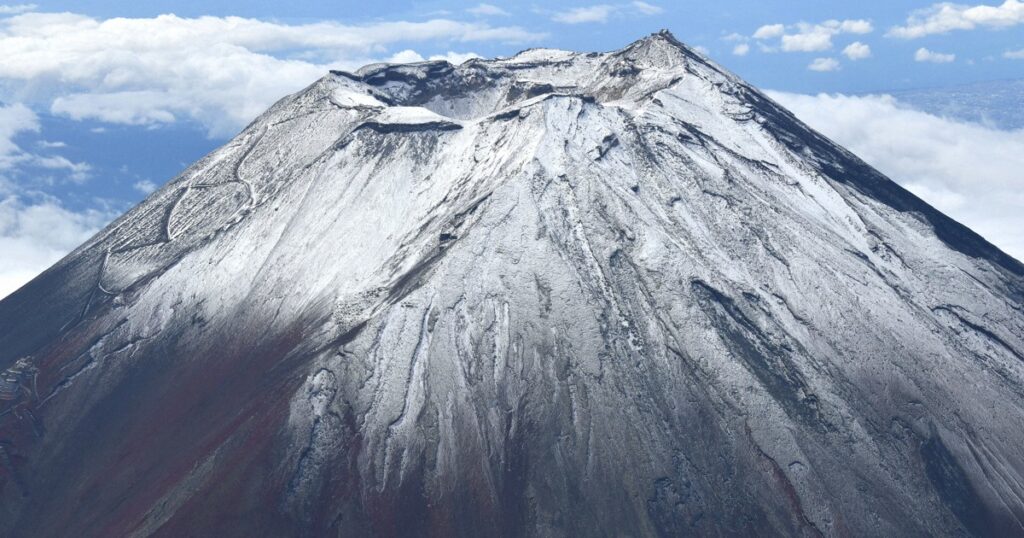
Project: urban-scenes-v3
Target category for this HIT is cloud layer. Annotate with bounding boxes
[770,91,1024,261]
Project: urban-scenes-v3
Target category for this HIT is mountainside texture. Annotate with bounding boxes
[1,31,1024,537]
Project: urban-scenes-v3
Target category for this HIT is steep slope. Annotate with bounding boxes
[1,31,1023,537]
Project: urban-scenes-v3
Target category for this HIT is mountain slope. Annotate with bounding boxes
[1,31,1023,537]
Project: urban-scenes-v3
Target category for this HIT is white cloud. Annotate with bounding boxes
[133,180,158,194]
[808,57,841,71]
[0,4,35,15]
[889,0,1024,38]
[386,49,481,64]
[915,47,956,63]
[758,19,874,53]
[387,49,429,63]
[692,45,710,55]
[843,41,872,60]
[467,3,510,17]
[0,102,112,299]
[837,19,874,34]
[0,12,544,138]
[431,51,483,64]
[552,5,616,24]
[782,29,834,52]
[0,195,112,299]
[0,103,38,168]
[769,91,1024,261]
[753,24,785,39]
[733,43,750,56]
[51,91,182,126]
[32,155,91,182]
[1005,49,1024,59]
[631,1,664,15]
[37,140,66,148]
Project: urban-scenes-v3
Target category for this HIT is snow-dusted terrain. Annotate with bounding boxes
[0,31,1022,536]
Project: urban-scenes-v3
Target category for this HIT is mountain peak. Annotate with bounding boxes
[1,33,1022,537]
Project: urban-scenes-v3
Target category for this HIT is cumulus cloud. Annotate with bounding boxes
[0,11,544,137]
[753,24,785,39]
[754,19,874,53]
[733,43,750,56]
[808,57,841,71]
[386,49,482,64]
[551,2,662,24]
[915,47,956,63]
[1005,49,1024,58]
[782,29,833,52]
[889,0,1024,38]
[843,42,872,60]
[467,3,510,17]
[769,91,1024,261]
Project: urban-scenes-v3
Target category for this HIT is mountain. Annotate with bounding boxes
[1,31,1023,537]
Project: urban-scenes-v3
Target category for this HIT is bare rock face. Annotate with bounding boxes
[1,31,1023,537]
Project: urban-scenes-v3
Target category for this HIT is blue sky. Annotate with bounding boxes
[0,1,1022,297]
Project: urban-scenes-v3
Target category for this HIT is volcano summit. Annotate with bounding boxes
[1,32,1023,537]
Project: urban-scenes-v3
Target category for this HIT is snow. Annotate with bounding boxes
[373,106,458,126]
[330,88,385,109]
[500,48,577,64]
[2,31,1022,537]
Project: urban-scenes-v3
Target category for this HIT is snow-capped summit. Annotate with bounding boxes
[0,32,1022,536]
